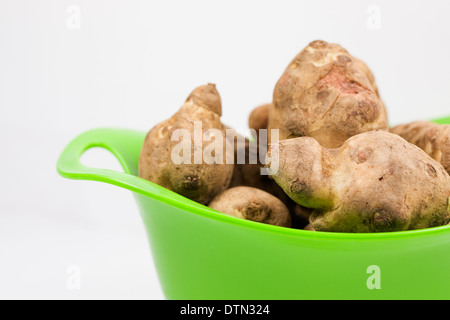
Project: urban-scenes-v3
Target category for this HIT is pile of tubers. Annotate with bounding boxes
[139,40,450,233]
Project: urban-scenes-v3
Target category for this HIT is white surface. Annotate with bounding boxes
[0,0,449,300]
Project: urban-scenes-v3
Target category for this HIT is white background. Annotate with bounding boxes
[0,0,449,300]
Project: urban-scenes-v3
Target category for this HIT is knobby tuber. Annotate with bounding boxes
[227,133,290,203]
[391,121,450,175]
[229,115,310,227]
[268,40,389,148]
[248,103,271,139]
[208,186,292,227]
[137,40,450,234]
[266,131,450,232]
[139,84,234,205]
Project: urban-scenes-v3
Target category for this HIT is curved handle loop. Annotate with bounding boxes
[57,127,142,175]
[56,128,162,196]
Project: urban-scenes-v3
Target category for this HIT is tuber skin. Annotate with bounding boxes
[268,40,389,148]
[243,105,293,202]
[227,134,288,201]
[208,186,292,227]
[229,111,312,229]
[248,103,271,139]
[229,104,277,194]
[266,131,450,233]
[226,126,303,223]
[139,84,234,205]
[391,121,450,175]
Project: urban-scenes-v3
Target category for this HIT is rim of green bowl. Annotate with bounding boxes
[148,115,450,240]
[140,176,450,240]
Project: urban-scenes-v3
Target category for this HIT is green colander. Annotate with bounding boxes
[57,116,450,300]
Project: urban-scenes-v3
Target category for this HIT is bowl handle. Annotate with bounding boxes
[56,128,160,196]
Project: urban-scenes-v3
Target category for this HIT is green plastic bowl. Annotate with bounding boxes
[57,116,450,300]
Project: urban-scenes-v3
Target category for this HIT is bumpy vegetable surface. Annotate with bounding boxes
[139,84,234,205]
[209,186,292,227]
[226,123,307,225]
[266,131,450,232]
[268,40,389,148]
[248,103,271,139]
[391,121,450,175]
[227,135,288,200]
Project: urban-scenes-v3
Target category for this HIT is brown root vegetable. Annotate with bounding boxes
[225,129,300,219]
[208,186,292,227]
[139,84,234,205]
[227,121,309,229]
[268,40,389,148]
[227,135,283,197]
[248,103,271,138]
[266,131,450,233]
[227,138,264,188]
[391,121,450,175]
